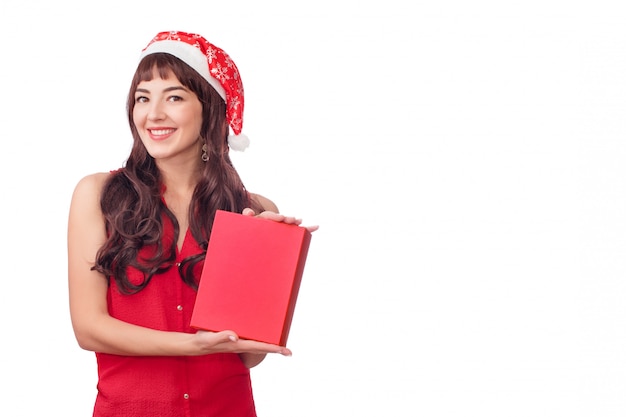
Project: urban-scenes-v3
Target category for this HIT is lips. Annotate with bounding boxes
[148,128,176,140]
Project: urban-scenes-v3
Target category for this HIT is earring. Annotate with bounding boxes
[201,144,209,162]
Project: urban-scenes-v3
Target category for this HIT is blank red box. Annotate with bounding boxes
[191,210,313,347]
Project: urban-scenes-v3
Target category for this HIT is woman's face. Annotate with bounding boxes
[133,68,204,164]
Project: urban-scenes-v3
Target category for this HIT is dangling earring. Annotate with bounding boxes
[201,144,209,162]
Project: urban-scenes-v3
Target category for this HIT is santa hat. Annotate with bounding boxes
[139,31,249,151]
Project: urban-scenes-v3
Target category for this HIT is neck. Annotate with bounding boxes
[157,161,202,194]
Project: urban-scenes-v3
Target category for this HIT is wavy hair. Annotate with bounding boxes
[92,53,261,294]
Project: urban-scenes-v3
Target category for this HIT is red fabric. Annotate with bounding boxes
[93,212,257,417]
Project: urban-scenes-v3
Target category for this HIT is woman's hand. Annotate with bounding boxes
[194,330,292,357]
[242,208,319,233]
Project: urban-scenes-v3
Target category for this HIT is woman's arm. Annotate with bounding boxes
[67,174,291,358]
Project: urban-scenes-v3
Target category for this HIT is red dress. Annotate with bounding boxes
[93,212,257,417]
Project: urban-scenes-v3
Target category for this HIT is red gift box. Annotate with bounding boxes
[190,210,313,347]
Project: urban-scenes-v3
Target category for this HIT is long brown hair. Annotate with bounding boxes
[92,53,261,294]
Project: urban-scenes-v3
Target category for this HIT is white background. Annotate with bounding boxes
[1,1,625,416]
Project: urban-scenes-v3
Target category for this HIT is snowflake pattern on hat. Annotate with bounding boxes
[141,31,248,150]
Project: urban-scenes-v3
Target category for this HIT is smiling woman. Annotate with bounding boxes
[66,30,317,417]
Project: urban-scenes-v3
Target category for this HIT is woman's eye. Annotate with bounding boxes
[168,95,183,102]
[135,96,148,103]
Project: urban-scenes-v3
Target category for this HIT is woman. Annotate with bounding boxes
[67,30,317,417]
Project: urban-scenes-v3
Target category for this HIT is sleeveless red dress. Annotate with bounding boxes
[93,209,257,417]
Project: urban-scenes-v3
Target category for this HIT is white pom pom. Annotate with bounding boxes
[228,133,250,151]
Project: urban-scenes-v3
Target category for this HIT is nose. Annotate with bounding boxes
[147,101,166,121]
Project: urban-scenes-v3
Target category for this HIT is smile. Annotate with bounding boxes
[149,128,176,136]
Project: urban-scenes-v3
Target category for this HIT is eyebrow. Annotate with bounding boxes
[135,86,189,94]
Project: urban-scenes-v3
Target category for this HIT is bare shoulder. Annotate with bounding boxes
[74,172,111,189]
[71,172,110,202]
[68,173,113,262]
[249,192,279,213]
[69,172,114,220]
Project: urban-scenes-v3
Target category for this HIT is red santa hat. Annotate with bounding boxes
[139,31,250,151]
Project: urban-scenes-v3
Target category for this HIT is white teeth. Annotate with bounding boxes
[150,129,174,135]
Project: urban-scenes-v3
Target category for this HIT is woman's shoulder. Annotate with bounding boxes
[249,192,279,213]
[74,172,113,192]
[71,171,121,204]
[69,172,115,225]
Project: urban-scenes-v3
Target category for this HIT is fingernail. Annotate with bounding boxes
[229,335,237,342]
